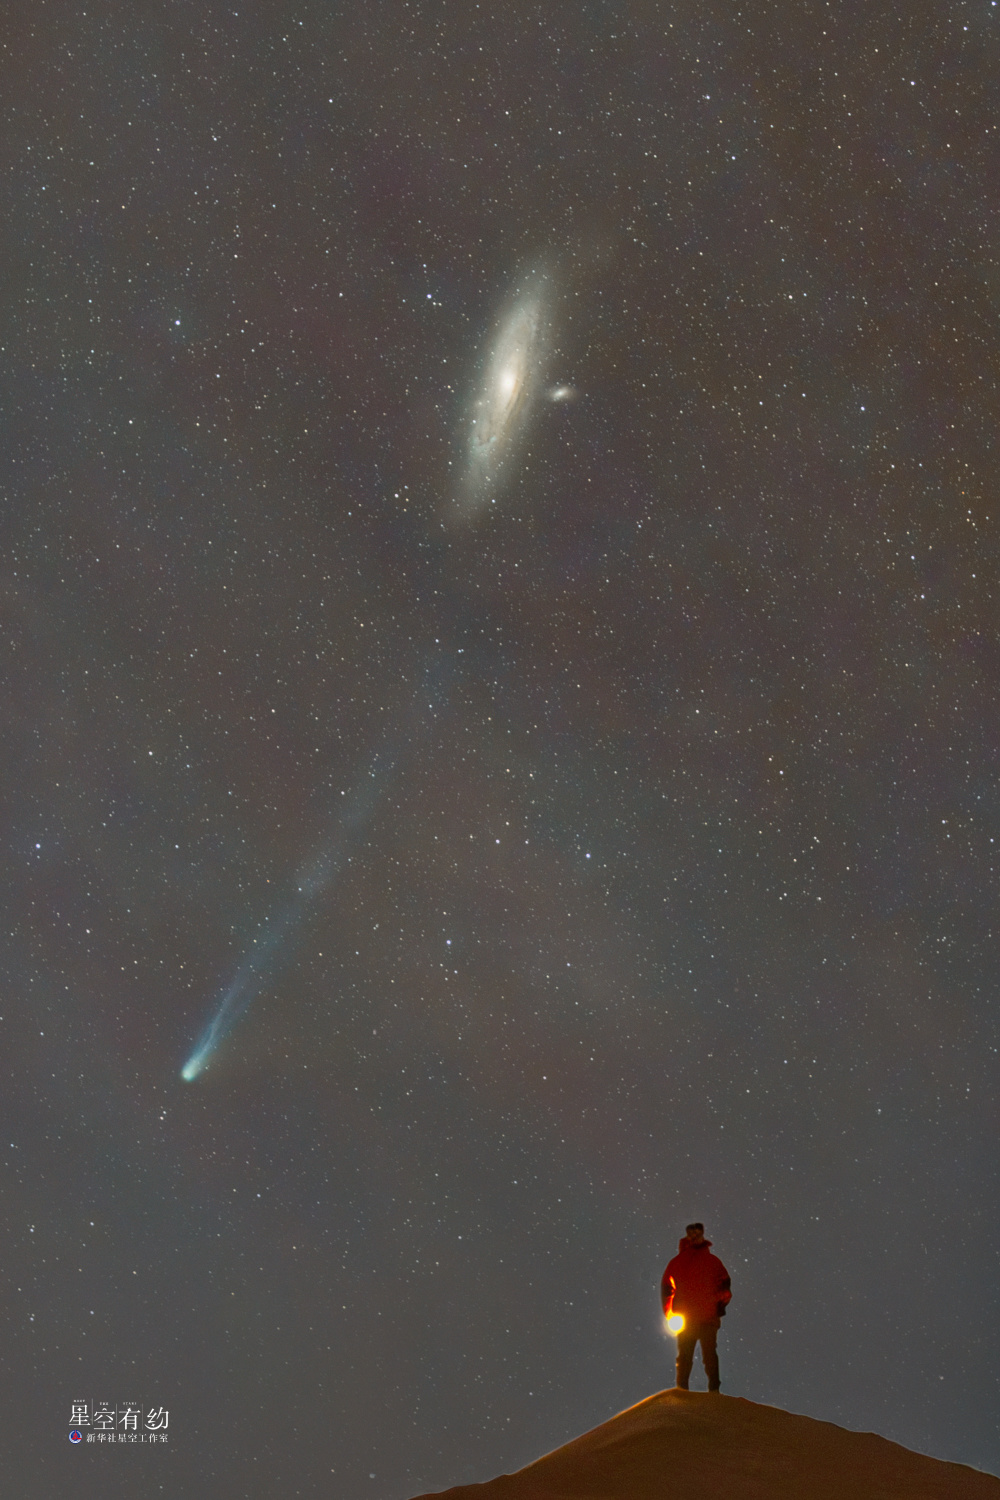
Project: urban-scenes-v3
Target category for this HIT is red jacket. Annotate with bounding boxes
[661,1239,732,1323]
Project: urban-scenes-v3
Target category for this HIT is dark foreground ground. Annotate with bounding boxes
[410,1389,1000,1500]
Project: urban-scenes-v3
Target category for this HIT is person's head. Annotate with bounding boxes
[684,1222,705,1246]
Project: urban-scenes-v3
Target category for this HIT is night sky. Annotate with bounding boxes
[4,2,999,1496]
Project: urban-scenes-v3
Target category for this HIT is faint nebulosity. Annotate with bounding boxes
[2,2,999,1498]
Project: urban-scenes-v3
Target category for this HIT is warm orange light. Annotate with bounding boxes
[666,1312,685,1335]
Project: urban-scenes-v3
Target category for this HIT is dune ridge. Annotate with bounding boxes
[410,1388,1000,1499]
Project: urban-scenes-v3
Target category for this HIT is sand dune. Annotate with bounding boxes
[410,1389,1000,1499]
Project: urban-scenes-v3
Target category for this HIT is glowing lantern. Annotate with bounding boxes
[666,1312,685,1335]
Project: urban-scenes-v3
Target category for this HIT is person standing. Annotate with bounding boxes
[661,1222,732,1392]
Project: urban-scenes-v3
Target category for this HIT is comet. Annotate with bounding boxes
[180,906,303,1082]
[178,745,396,1084]
[180,834,354,1083]
[179,658,449,1083]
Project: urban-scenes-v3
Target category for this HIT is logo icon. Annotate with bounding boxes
[69,1430,83,1444]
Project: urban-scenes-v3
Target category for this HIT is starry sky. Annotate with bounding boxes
[4,1,999,1496]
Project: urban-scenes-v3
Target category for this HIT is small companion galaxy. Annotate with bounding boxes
[3,4,998,1499]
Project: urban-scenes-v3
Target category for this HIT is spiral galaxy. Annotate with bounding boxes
[471,298,543,464]
[458,272,551,517]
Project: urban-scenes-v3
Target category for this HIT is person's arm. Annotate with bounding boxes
[716,1271,732,1317]
[660,1268,676,1314]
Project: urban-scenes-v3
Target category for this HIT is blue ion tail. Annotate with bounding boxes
[178,660,447,1083]
[178,764,390,1082]
[179,989,240,1081]
[179,930,284,1083]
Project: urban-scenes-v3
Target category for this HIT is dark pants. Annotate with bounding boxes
[676,1319,720,1391]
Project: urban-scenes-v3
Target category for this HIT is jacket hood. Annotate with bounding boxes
[678,1237,713,1252]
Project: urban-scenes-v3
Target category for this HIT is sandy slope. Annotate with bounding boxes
[410,1389,1000,1499]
